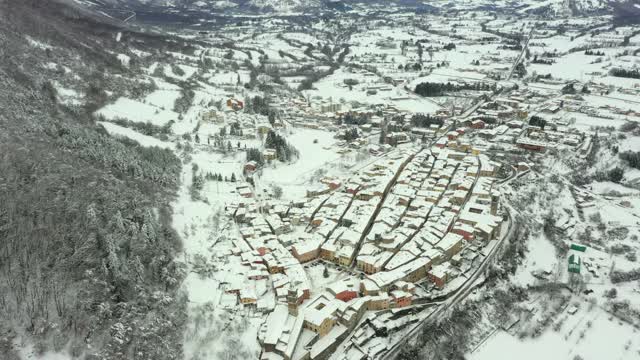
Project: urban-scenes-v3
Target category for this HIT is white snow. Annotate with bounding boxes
[470,306,640,360]
[95,97,179,126]
[117,53,130,67]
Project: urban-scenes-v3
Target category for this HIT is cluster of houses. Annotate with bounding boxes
[438,91,593,156]
[254,148,505,360]
[293,150,413,269]
[216,139,507,360]
[356,147,502,293]
[258,279,419,360]
[198,107,271,141]
[222,198,326,311]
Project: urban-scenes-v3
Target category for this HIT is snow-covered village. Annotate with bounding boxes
[2,0,640,360]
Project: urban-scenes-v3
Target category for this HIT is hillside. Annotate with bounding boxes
[0,1,187,358]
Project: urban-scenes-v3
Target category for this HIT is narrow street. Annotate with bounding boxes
[348,149,422,268]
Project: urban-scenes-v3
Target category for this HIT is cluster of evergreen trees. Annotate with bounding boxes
[513,62,527,78]
[610,268,640,284]
[397,63,422,71]
[60,123,181,186]
[341,128,360,142]
[620,151,640,170]
[229,122,244,136]
[410,113,444,128]
[561,83,577,94]
[415,81,496,97]
[535,73,553,81]
[245,95,271,115]
[538,51,558,58]
[246,147,265,167]
[190,163,204,199]
[171,64,185,76]
[108,117,173,139]
[341,112,369,125]
[607,166,625,183]
[619,121,638,133]
[584,49,605,56]
[531,55,554,65]
[205,172,235,182]
[173,87,195,113]
[529,115,547,129]
[265,130,299,162]
[610,68,640,79]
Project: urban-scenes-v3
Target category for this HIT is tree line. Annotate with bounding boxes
[531,55,554,65]
[584,49,605,56]
[619,151,640,169]
[415,81,496,97]
[610,68,640,79]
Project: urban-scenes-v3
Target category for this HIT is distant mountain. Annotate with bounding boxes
[73,0,360,14]
[610,0,640,24]
[246,0,322,12]
[74,0,638,16]
[513,0,604,16]
[75,0,323,12]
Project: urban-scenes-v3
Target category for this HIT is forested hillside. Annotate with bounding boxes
[0,1,186,358]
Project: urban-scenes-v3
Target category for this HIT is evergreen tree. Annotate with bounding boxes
[379,127,387,144]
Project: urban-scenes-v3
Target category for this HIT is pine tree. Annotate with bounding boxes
[113,210,125,232]
[379,127,387,144]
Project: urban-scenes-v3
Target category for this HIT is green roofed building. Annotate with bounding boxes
[568,254,581,274]
[570,243,587,252]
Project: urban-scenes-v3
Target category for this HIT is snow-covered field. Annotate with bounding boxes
[471,305,640,360]
[96,97,179,126]
[260,128,339,184]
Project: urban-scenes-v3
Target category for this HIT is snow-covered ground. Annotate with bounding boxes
[470,305,640,360]
[82,6,640,360]
[95,97,179,126]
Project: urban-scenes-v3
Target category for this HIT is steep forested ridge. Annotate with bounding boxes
[0,1,186,358]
